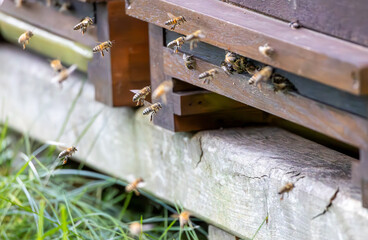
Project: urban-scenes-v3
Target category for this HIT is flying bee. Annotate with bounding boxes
[132,86,151,106]
[184,30,205,50]
[172,211,191,228]
[248,66,273,88]
[278,182,294,200]
[289,20,301,30]
[152,80,173,104]
[183,54,196,70]
[259,43,274,58]
[50,59,65,72]
[165,13,186,30]
[143,103,162,122]
[198,68,218,84]
[126,177,145,196]
[58,146,77,165]
[93,40,113,57]
[129,222,154,236]
[18,30,33,50]
[167,36,185,53]
[271,73,296,92]
[51,64,77,87]
[73,17,94,35]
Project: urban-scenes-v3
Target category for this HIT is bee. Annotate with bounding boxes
[50,59,65,72]
[221,61,233,75]
[278,182,294,200]
[132,86,151,106]
[289,20,301,30]
[243,61,258,75]
[129,222,154,236]
[258,43,274,58]
[73,17,94,35]
[93,40,113,57]
[271,73,296,92]
[51,64,77,87]
[152,80,173,104]
[143,102,162,122]
[224,51,237,65]
[172,211,191,228]
[18,31,33,50]
[198,68,218,84]
[165,13,186,30]
[126,177,144,196]
[58,146,77,165]
[167,36,185,53]
[248,66,273,88]
[184,30,205,50]
[183,54,196,70]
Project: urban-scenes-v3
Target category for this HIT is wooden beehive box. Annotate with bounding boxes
[125,0,368,207]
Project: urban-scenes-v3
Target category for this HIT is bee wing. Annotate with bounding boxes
[126,174,136,182]
[137,182,146,188]
[45,141,69,148]
[141,224,154,232]
[51,73,63,84]
[167,12,176,19]
[66,64,77,75]
[130,89,141,94]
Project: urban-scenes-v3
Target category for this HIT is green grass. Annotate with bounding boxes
[0,123,207,240]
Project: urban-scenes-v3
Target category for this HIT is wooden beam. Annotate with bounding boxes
[126,0,368,95]
[162,48,368,148]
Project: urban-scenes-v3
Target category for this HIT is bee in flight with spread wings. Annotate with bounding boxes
[165,13,186,30]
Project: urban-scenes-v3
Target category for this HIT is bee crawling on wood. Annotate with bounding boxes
[224,51,237,65]
[259,43,274,58]
[49,59,65,72]
[93,40,113,57]
[143,102,162,122]
[132,86,151,106]
[58,146,77,165]
[278,182,295,200]
[183,54,196,70]
[248,66,273,88]
[289,20,302,30]
[167,36,185,53]
[126,177,145,196]
[184,30,205,50]
[51,64,77,87]
[165,13,186,30]
[73,16,94,35]
[271,73,297,92]
[152,80,173,104]
[198,68,218,84]
[18,30,33,50]
[172,211,191,228]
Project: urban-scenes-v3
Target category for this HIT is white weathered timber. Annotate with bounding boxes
[1,43,368,240]
[209,226,237,240]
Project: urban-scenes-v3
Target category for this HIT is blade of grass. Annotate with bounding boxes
[119,192,133,220]
[60,204,68,240]
[251,215,268,240]
[37,200,45,240]
[158,219,177,240]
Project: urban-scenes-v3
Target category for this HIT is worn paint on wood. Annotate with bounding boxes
[126,0,368,95]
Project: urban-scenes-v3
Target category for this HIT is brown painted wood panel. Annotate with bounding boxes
[0,0,97,46]
[225,0,368,47]
[162,48,368,148]
[126,0,368,95]
[89,1,150,106]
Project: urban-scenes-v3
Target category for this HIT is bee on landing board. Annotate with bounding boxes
[143,102,162,122]
[58,146,77,165]
[152,80,173,104]
[165,13,186,30]
[18,31,33,50]
[183,54,196,70]
[51,64,77,87]
[271,73,297,92]
[172,211,191,228]
[289,20,302,30]
[50,59,65,72]
[248,66,273,88]
[259,43,274,58]
[93,40,113,57]
[278,182,294,200]
[167,36,185,53]
[184,30,205,50]
[198,68,218,84]
[132,86,151,106]
[73,17,94,35]
[126,177,145,196]
[224,51,237,65]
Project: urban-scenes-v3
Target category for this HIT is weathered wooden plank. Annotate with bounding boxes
[225,0,368,47]
[88,1,150,106]
[0,0,97,46]
[162,48,368,148]
[126,0,368,95]
[1,45,367,237]
[209,226,238,240]
[166,30,368,118]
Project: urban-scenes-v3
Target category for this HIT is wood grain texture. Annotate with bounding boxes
[225,0,368,47]
[0,0,97,46]
[166,30,368,118]
[163,48,368,148]
[89,1,150,106]
[126,0,368,95]
[209,226,238,240]
[1,45,367,238]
